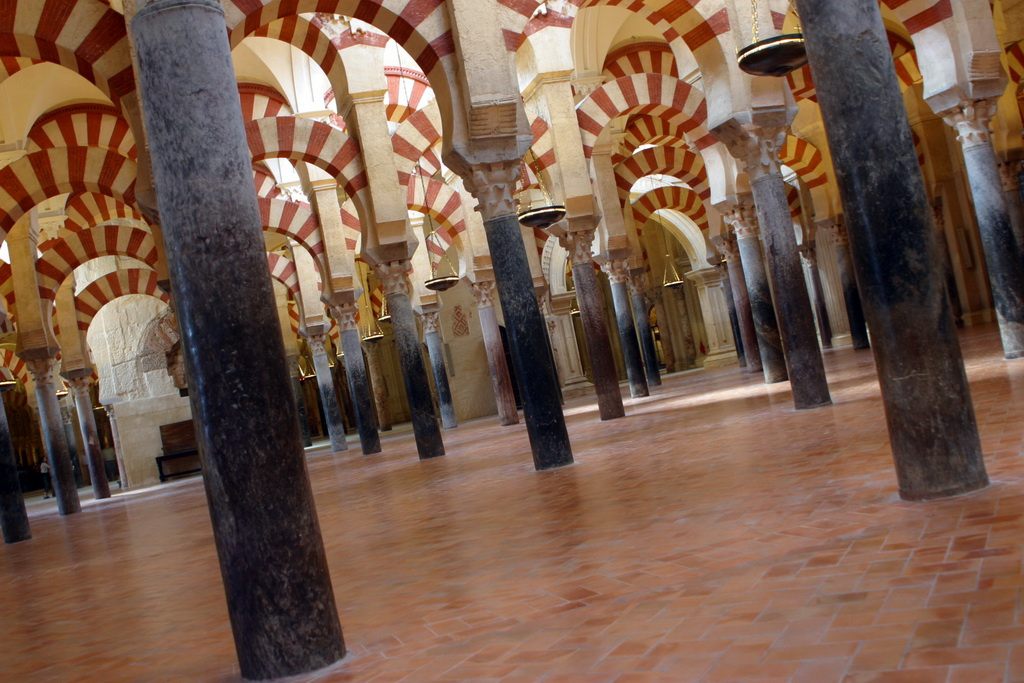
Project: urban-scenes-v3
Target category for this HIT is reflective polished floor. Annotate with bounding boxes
[4,325,1024,682]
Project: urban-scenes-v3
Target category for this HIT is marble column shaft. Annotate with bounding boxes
[723,244,763,374]
[364,343,392,432]
[472,281,519,426]
[628,276,661,387]
[945,102,1024,359]
[734,225,788,383]
[105,406,128,489]
[603,260,649,398]
[69,377,110,500]
[377,262,444,459]
[0,392,30,544]
[567,233,625,419]
[748,155,831,409]
[131,0,345,676]
[1000,163,1024,257]
[333,304,380,454]
[308,335,348,453]
[795,0,988,500]
[804,248,833,349]
[27,358,80,515]
[833,227,871,349]
[421,312,458,430]
[290,370,313,448]
[722,273,748,368]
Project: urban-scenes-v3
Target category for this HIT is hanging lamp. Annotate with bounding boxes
[736,0,807,77]
[359,268,385,342]
[378,295,392,325]
[517,148,566,229]
[569,298,581,318]
[662,251,686,289]
[418,172,460,292]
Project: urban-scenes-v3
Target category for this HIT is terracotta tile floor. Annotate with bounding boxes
[4,325,1024,682]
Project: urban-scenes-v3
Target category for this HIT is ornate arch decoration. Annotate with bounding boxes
[266,252,301,301]
[577,74,715,159]
[631,185,709,232]
[75,268,169,332]
[239,82,294,121]
[0,147,137,241]
[615,146,710,203]
[619,115,692,162]
[65,192,147,233]
[26,104,136,159]
[36,225,159,302]
[384,66,434,124]
[0,349,30,386]
[392,100,443,185]
[779,136,830,190]
[603,42,679,80]
[259,197,326,272]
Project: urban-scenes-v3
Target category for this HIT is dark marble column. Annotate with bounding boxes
[420,311,458,430]
[332,303,381,455]
[306,333,348,453]
[472,281,519,425]
[565,232,625,419]
[832,225,871,349]
[732,217,788,383]
[376,262,444,459]
[68,376,110,500]
[801,245,833,349]
[795,0,988,500]
[602,259,649,398]
[667,285,695,369]
[287,359,313,447]
[942,101,1024,359]
[130,0,345,676]
[105,405,128,489]
[720,236,762,374]
[461,163,572,470]
[628,273,661,386]
[999,162,1024,255]
[652,291,677,373]
[931,204,965,326]
[25,358,80,515]
[721,268,747,368]
[744,134,831,409]
[0,383,30,543]
[364,341,393,432]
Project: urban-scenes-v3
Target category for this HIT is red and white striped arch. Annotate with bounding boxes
[253,167,284,199]
[0,263,13,318]
[619,115,692,162]
[0,147,137,240]
[577,74,714,158]
[0,0,136,104]
[631,185,708,232]
[245,117,367,202]
[406,176,466,268]
[0,56,37,84]
[36,225,159,302]
[239,82,293,121]
[243,14,349,103]
[259,197,326,272]
[267,252,301,302]
[779,136,829,191]
[27,104,136,159]
[392,102,443,186]
[341,199,362,252]
[603,42,678,80]
[385,66,434,124]
[615,146,710,203]
[65,193,146,233]
[75,268,168,331]
[786,183,802,220]
[0,349,29,387]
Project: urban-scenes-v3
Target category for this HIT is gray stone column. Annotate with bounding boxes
[795,0,988,500]
[25,357,79,515]
[105,405,128,489]
[731,213,787,383]
[628,273,661,386]
[331,302,381,454]
[832,224,871,349]
[931,203,965,326]
[0,382,30,543]
[376,261,444,459]
[801,245,833,349]
[130,0,345,676]
[68,375,110,500]
[942,100,1024,359]
[306,333,348,453]
[287,357,313,447]
[743,130,831,409]
[565,231,625,419]
[364,341,393,432]
[472,280,519,425]
[668,284,696,369]
[720,235,762,374]
[720,265,747,368]
[601,258,649,398]
[999,161,1024,253]
[420,311,457,430]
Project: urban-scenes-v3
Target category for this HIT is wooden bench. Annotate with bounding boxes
[156,419,201,482]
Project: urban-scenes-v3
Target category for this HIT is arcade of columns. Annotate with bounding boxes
[0,0,1022,677]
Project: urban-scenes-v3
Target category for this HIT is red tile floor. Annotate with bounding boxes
[4,325,1024,682]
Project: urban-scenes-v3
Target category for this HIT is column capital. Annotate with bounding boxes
[600,257,630,285]
[799,243,817,267]
[941,99,996,149]
[471,280,497,309]
[832,223,850,247]
[731,127,787,181]
[66,375,94,397]
[25,356,58,388]
[725,200,760,239]
[461,161,520,222]
[376,260,411,297]
[420,310,441,334]
[562,229,596,266]
[331,302,359,332]
[305,332,329,355]
[627,272,648,298]
[718,235,741,262]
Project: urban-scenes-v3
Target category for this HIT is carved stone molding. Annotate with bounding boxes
[726,201,760,239]
[627,273,648,299]
[420,311,441,335]
[67,376,93,401]
[463,161,521,222]
[306,333,328,356]
[332,302,359,332]
[942,99,996,149]
[472,280,497,309]
[732,127,787,181]
[25,357,58,387]
[562,230,596,266]
[376,260,411,297]
[601,258,630,285]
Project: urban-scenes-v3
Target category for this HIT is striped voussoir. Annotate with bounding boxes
[619,115,692,163]
[0,55,36,83]
[75,268,167,332]
[786,184,802,219]
[253,167,284,200]
[26,104,135,160]
[266,252,301,302]
[244,15,348,98]
[0,349,29,387]
[0,263,13,321]
[341,199,362,252]
[603,41,678,80]
[64,192,145,233]
[239,83,293,121]
[36,224,157,302]
[577,73,713,159]
[779,136,829,191]
[526,114,555,179]
[385,66,433,124]
[0,147,137,239]
[258,197,326,272]
[615,146,709,204]
[392,101,443,186]
[631,185,708,232]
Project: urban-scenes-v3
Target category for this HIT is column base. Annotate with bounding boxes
[899,476,989,502]
[701,350,740,369]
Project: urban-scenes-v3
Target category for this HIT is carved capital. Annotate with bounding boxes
[942,99,996,149]
[463,161,520,222]
[67,375,93,401]
[999,162,1020,192]
[726,201,760,239]
[306,333,329,356]
[26,357,58,388]
[601,258,630,285]
[832,223,850,247]
[562,230,595,266]
[420,311,441,335]
[734,127,787,181]
[627,273,648,299]
[376,260,411,297]
[332,302,359,332]
[799,244,817,268]
[472,280,497,309]
[718,235,741,262]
